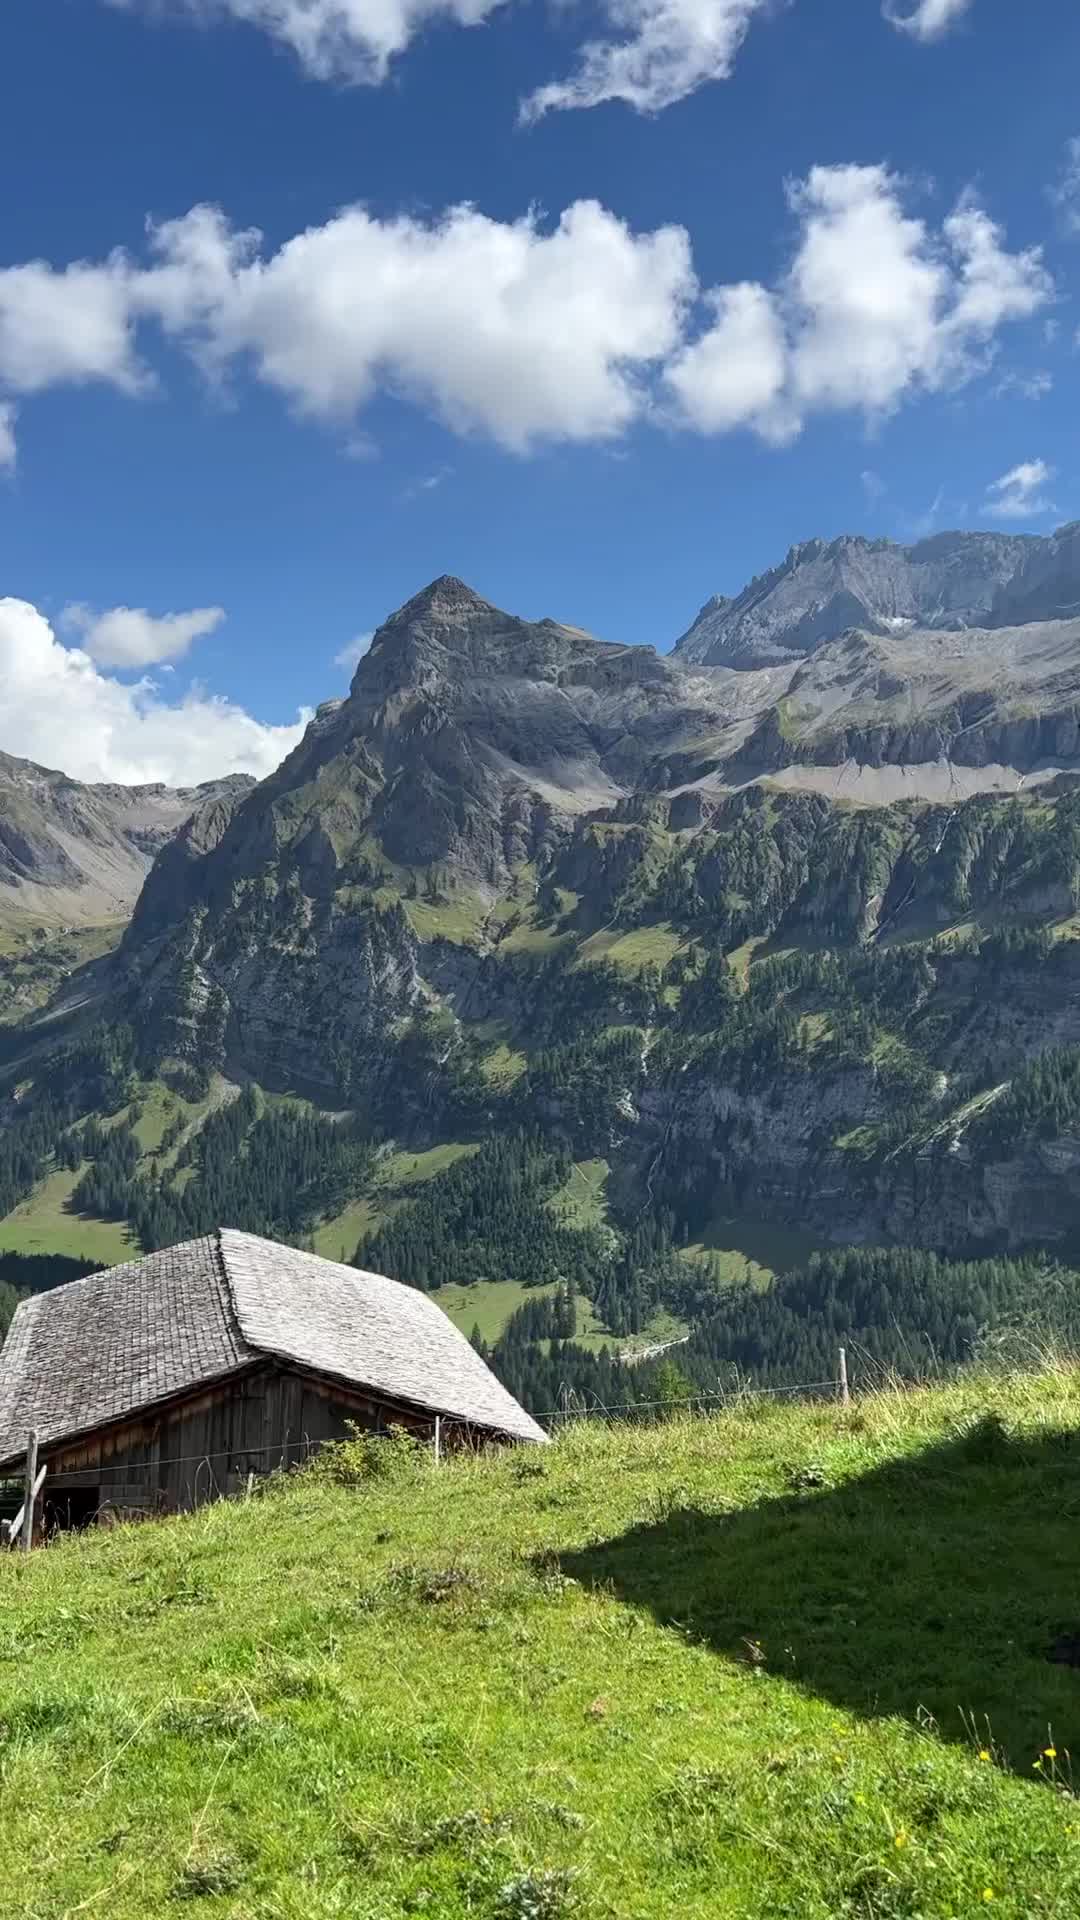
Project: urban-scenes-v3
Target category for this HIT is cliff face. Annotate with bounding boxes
[672,530,1051,668]
[117,578,714,1083]
[0,751,253,926]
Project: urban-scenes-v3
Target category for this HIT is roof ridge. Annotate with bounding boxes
[213,1227,255,1361]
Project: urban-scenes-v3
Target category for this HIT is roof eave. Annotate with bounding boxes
[0,1355,268,1473]
[257,1347,549,1446]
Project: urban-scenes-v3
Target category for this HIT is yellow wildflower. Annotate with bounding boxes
[978,1749,991,1762]
[983,1891,994,1903]
[894,1829,908,1849]
[1044,1746,1058,1759]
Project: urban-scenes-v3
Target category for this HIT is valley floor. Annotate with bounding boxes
[4,1369,1080,1916]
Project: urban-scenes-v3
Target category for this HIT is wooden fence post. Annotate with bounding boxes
[433,1415,442,1465]
[838,1348,850,1409]
[21,1430,39,1552]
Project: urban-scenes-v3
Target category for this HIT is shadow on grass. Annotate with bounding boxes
[560,1416,1080,1779]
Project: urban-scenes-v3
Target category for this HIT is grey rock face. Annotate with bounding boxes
[992,520,1080,626]
[0,751,254,925]
[673,531,1043,668]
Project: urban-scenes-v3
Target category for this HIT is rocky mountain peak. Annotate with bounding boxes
[350,576,515,693]
[349,578,623,709]
[382,574,495,631]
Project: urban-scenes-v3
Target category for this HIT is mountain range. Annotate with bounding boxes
[673,523,1080,667]
[8,528,1080,1404]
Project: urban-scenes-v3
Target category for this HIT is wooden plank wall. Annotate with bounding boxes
[43,1362,442,1520]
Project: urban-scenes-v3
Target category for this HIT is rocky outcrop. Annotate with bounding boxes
[673,530,1045,668]
[991,520,1080,627]
[0,752,253,926]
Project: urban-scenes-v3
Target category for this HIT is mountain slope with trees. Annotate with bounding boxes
[8,559,1080,1404]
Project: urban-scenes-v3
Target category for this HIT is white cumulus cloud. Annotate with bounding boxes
[151,199,693,449]
[667,165,1051,440]
[0,599,308,785]
[0,403,14,472]
[521,0,771,121]
[0,198,694,454]
[0,253,145,396]
[984,459,1056,521]
[62,602,226,668]
[664,281,787,436]
[883,0,972,42]
[107,0,509,83]
[0,174,1050,461]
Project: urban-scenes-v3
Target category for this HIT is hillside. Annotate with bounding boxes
[3,1370,1080,1917]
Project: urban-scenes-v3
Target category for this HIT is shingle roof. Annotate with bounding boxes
[221,1230,545,1444]
[0,1229,546,1464]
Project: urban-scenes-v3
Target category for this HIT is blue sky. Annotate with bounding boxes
[0,0,1077,781]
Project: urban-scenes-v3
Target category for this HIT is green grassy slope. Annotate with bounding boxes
[0,1074,228,1264]
[679,1215,826,1290]
[5,1370,1080,1917]
[0,1165,135,1262]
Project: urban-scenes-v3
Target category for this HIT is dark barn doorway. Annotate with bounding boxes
[43,1487,100,1535]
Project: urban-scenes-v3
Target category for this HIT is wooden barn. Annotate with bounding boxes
[0,1228,545,1535]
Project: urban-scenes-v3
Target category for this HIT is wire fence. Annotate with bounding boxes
[1,1355,857,1506]
[536,1375,845,1425]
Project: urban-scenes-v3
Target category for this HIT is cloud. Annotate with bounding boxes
[0,403,14,472]
[991,368,1052,401]
[0,253,145,396]
[0,598,308,785]
[1049,136,1080,237]
[62,602,226,668]
[861,468,886,502]
[663,281,787,436]
[667,166,1051,440]
[984,458,1056,521]
[883,0,972,42]
[113,0,774,113]
[107,0,509,84]
[335,632,374,672]
[901,485,948,538]
[399,464,453,502]
[521,0,771,121]
[0,174,1049,461]
[0,198,693,454]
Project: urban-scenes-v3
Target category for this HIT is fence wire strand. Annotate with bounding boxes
[3,1370,851,1491]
